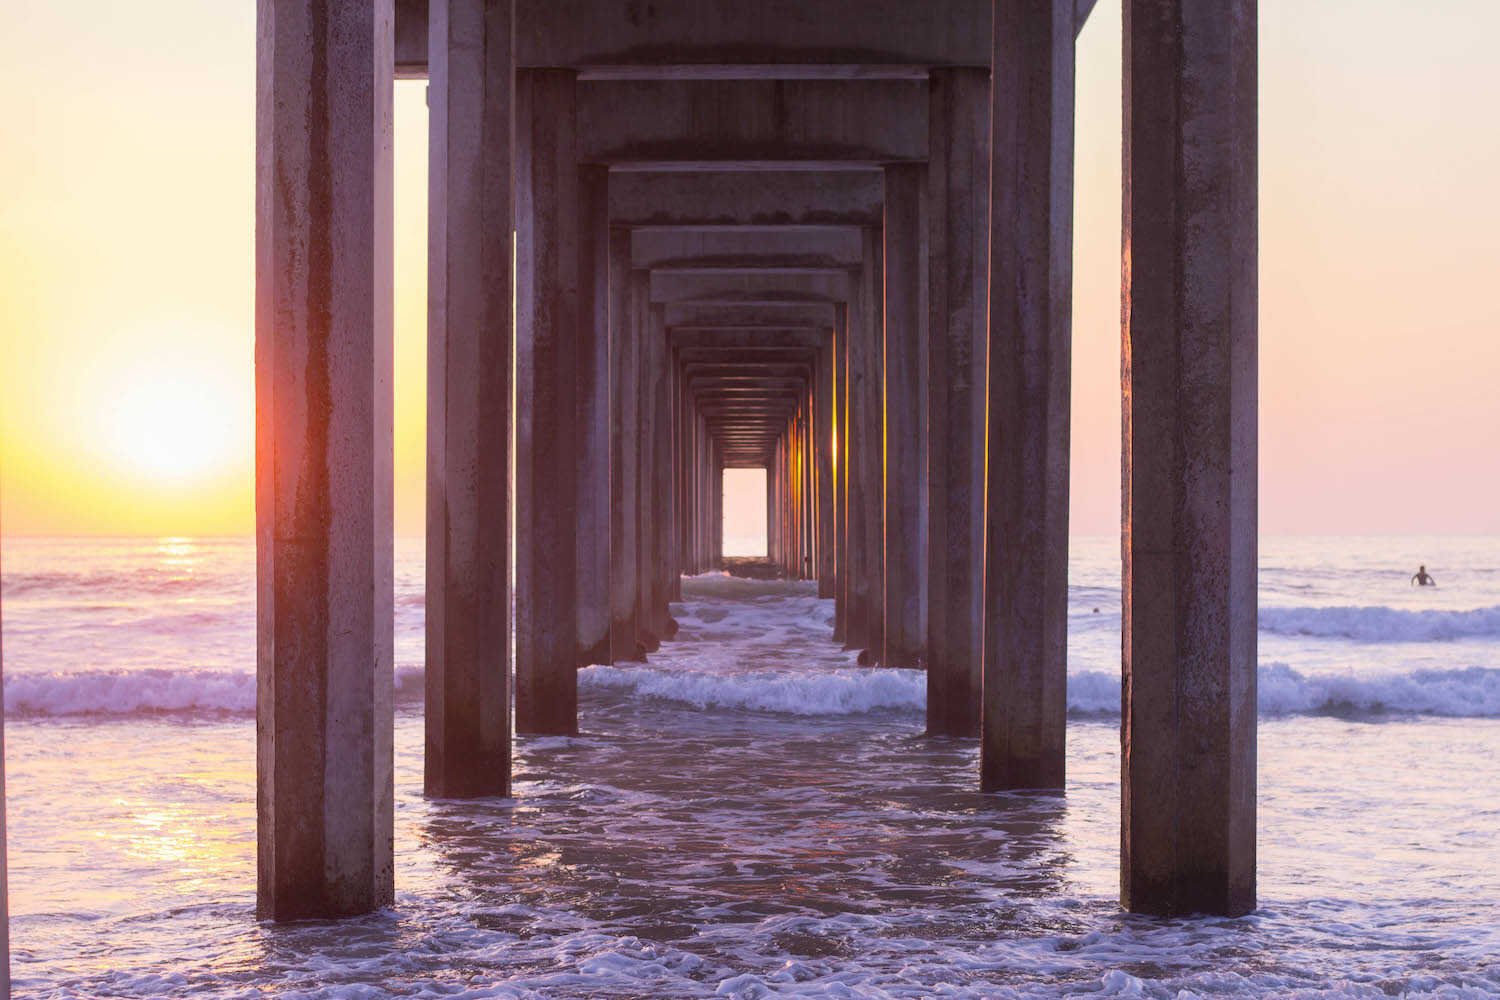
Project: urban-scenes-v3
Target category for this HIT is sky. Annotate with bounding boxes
[1,1,1497,537]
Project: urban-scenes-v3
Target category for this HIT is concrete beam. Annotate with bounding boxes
[666,302,836,328]
[578,79,927,163]
[610,170,882,227]
[650,270,851,304]
[1121,0,1257,918]
[397,0,991,73]
[632,228,864,269]
[674,333,824,352]
[256,0,395,920]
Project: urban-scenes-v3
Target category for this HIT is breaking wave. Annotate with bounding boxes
[1260,605,1500,642]
[4,666,427,718]
[8,661,1500,721]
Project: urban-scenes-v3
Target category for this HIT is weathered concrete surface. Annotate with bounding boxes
[844,230,883,658]
[924,68,987,737]
[815,340,836,594]
[424,0,514,799]
[609,229,643,662]
[255,0,395,919]
[578,79,927,163]
[632,228,863,270]
[515,69,580,735]
[1121,0,1257,918]
[631,271,662,651]
[982,0,1074,794]
[577,166,613,667]
[832,314,848,642]
[650,302,677,632]
[397,0,991,72]
[610,170,882,228]
[650,269,852,305]
[666,302,836,329]
[882,163,927,668]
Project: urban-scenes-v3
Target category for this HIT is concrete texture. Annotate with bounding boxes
[397,0,991,72]
[1121,0,1258,917]
[255,0,396,920]
[844,229,883,658]
[424,0,515,799]
[577,165,613,667]
[924,68,988,737]
[609,229,643,662]
[515,68,580,735]
[609,170,882,228]
[577,79,927,163]
[981,0,1074,794]
[882,164,927,668]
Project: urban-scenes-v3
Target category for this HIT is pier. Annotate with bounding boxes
[254,0,1256,923]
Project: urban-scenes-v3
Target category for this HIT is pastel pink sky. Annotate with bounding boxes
[1,1,1496,536]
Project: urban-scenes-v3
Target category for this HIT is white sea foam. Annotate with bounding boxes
[580,664,925,716]
[4,665,427,717]
[1260,604,1500,641]
[8,662,1500,720]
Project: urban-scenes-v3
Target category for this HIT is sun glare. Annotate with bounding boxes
[81,339,252,490]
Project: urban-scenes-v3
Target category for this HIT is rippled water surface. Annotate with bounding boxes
[5,538,1500,996]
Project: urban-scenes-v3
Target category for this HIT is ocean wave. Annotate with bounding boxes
[4,666,427,718]
[1260,604,1500,641]
[7,662,1500,721]
[1067,664,1500,719]
[579,664,925,716]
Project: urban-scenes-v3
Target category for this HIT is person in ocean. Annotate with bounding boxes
[1412,564,1437,587]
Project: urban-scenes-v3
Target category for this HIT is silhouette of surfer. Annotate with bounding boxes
[1411,564,1436,587]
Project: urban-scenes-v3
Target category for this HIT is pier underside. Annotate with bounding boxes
[254,0,1258,923]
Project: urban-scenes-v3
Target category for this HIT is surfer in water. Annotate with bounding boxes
[1412,564,1437,587]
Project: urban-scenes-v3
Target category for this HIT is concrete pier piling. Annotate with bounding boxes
[253,0,1259,922]
[255,0,395,919]
[514,68,580,736]
[1121,0,1258,917]
[424,0,515,799]
[981,0,1075,793]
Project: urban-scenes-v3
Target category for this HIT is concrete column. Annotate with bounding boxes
[637,299,671,642]
[1121,0,1258,917]
[255,0,395,920]
[816,341,837,596]
[515,68,579,735]
[577,165,612,667]
[832,314,848,640]
[608,229,642,661]
[846,231,884,660]
[649,304,676,636]
[926,68,989,737]
[425,0,514,799]
[631,271,661,651]
[981,0,1074,792]
[713,447,725,567]
[883,164,927,667]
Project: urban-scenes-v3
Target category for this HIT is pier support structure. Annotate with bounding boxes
[1121,0,1258,916]
[253,0,1258,921]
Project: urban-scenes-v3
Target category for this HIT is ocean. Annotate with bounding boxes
[2,535,1498,998]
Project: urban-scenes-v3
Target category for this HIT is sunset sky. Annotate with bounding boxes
[1,1,1496,537]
